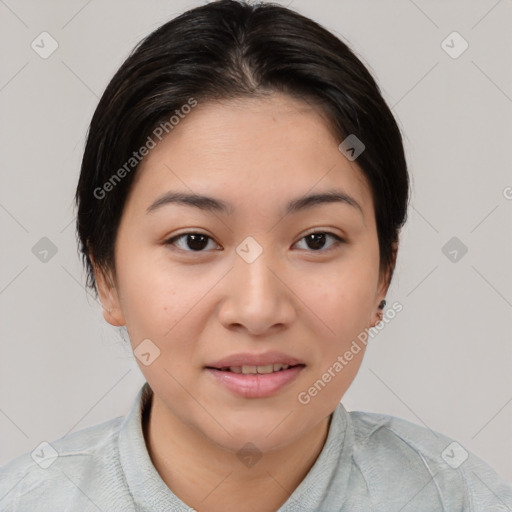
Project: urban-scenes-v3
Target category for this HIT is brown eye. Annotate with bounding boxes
[165,233,220,252]
[295,231,344,252]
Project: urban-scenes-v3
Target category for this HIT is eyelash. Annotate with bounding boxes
[164,230,345,254]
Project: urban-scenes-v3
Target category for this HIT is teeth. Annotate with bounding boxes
[256,364,274,374]
[235,364,291,374]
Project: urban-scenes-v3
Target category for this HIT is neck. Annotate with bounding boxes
[143,393,332,512]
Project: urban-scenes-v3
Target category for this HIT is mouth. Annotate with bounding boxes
[206,363,305,374]
[204,351,306,397]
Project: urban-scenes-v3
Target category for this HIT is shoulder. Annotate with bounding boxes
[0,416,130,511]
[345,408,512,510]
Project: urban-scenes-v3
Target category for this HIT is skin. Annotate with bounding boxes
[94,92,394,512]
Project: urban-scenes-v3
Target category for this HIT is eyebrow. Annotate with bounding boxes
[146,189,363,216]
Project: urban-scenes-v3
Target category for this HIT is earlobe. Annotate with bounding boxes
[102,301,126,327]
[92,259,126,327]
[370,302,385,328]
[370,242,397,328]
[371,271,389,328]
[374,240,398,313]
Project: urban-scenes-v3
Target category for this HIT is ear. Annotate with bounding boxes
[370,240,398,327]
[91,257,126,327]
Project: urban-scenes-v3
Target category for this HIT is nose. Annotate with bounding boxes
[217,245,295,336]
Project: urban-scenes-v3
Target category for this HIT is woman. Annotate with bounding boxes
[1,1,511,510]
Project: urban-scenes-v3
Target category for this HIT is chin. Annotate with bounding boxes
[204,407,308,450]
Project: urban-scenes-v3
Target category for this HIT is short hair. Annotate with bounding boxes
[75,0,409,296]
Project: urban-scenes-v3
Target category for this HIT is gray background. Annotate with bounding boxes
[1,0,511,481]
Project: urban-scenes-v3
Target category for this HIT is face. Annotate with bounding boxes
[95,93,389,454]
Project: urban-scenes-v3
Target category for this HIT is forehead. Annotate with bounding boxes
[126,93,373,219]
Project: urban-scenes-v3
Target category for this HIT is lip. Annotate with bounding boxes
[205,350,304,369]
[205,365,305,398]
[204,350,306,399]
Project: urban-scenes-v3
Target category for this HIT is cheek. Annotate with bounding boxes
[291,252,378,399]
[296,256,378,339]
[115,249,218,348]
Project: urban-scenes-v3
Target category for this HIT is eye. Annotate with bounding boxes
[294,231,345,252]
[164,232,221,252]
[164,230,345,253]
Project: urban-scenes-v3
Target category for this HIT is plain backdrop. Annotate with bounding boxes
[1,0,511,482]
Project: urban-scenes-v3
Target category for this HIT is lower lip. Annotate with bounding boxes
[205,365,305,398]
